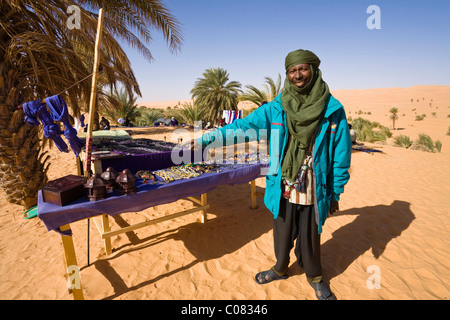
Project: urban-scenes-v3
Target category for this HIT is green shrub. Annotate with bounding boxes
[366,130,386,143]
[418,134,434,152]
[380,125,392,138]
[393,135,412,148]
[351,117,371,131]
[351,117,371,142]
[137,109,164,126]
[411,133,435,152]
[350,117,388,143]
[435,140,442,152]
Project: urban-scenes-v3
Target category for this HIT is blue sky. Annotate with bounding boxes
[121,0,450,103]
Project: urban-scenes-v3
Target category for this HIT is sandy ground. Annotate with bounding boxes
[0,85,449,300]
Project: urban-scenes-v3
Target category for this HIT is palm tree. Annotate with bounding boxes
[389,107,399,130]
[0,0,183,208]
[103,88,141,125]
[190,67,242,125]
[175,101,208,125]
[239,74,282,106]
[137,109,164,127]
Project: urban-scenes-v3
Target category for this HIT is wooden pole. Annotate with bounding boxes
[84,8,105,267]
[84,8,105,177]
[60,224,84,300]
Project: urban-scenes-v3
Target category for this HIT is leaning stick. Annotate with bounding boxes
[83,8,104,267]
[84,8,105,177]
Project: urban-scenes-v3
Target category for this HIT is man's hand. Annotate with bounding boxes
[329,200,339,215]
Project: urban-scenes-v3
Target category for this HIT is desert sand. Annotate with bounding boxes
[0,85,449,300]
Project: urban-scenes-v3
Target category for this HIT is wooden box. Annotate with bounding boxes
[42,175,86,206]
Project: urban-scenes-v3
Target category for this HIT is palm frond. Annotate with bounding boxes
[137,109,164,126]
[190,67,242,124]
[174,101,207,125]
[239,74,282,106]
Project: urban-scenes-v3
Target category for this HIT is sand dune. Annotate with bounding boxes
[0,85,449,300]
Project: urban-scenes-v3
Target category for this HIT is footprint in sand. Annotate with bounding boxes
[203,260,232,279]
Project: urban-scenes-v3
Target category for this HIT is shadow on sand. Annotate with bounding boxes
[92,188,415,299]
[289,200,415,281]
[92,184,272,299]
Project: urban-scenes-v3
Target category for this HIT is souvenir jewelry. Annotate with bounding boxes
[136,170,155,184]
[152,163,221,183]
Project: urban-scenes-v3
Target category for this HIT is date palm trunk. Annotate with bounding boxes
[0,69,50,208]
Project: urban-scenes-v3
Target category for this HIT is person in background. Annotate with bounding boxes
[100,116,110,130]
[74,114,85,132]
[124,117,132,127]
[349,124,356,144]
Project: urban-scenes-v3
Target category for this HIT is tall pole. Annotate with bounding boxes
[84,8,105,266]
[84,8,105,177]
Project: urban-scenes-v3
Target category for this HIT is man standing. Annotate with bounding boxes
[195,49,352,300]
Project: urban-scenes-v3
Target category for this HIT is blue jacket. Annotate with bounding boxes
[199,93,352,233]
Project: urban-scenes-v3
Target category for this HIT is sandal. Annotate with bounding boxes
[309,280,337,300]
[255,267,288,284]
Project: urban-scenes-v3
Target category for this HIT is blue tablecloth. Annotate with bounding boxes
[37,163,266,234]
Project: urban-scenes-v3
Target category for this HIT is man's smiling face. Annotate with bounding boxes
[287,63,312,89]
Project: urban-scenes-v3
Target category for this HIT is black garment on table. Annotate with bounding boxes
[273,199,322,278]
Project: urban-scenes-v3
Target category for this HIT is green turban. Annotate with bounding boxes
[285,49,321,73]
[280,49,330,183]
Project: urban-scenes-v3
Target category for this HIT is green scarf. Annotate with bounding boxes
[280,49,330,183]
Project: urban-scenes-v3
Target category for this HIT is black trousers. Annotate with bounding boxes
[273,199,322,279]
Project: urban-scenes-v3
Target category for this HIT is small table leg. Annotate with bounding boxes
[201,193,208,223]
[59,224,84,300]
[250,180,257,209]
[102,214,112,255]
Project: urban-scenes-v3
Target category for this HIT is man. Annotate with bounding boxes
[171,116,179,126]
[194,49,352,300]
[349,124,357,144]
[100,116,110,130]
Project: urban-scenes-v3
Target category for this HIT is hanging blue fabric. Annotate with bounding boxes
[45,95,85,157]
[22,99,69,153]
